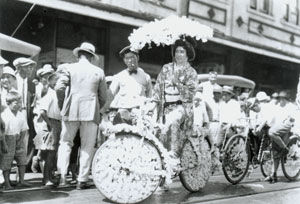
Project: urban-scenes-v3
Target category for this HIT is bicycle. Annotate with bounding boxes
[221,118,273,184]
[222,118,300,184]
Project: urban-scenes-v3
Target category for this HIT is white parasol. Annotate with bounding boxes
[128,15,214,51]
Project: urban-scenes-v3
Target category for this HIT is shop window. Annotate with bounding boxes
[284,0,299,25]
[250,0,272,15]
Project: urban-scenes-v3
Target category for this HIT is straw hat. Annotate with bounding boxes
[119,46,139,58]
[222,86,234,95]
[37,64,54,78]
[256,91,270,102]
[73,42,98,59]
[278,91,288,98]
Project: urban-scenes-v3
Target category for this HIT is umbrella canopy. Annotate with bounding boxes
[0,33,41,56]
[128,15,213,51]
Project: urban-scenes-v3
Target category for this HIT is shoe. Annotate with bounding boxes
[44,181,56,188]
[58,174,68,186]
[17,181,33,187]
[264,175,274,183]
[272,175,278,183]
[281,147,289,156]
[76,182,90,190]
[232,169,243,178]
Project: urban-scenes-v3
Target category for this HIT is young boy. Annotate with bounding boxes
[0,91,31,190]
[35,72,62,186]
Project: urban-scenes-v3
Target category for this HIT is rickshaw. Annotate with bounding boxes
[91,97,214,203]
[92,15,215,204]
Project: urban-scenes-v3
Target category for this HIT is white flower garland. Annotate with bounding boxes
[128,15,214,51]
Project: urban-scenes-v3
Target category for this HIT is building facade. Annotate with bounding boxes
[1,0,300,95]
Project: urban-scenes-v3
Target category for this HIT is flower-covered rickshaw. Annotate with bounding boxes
[91,15,215,203]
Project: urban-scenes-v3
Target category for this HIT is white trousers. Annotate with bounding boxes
[56,121,98,182]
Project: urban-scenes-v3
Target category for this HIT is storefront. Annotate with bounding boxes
[1,0,299,95]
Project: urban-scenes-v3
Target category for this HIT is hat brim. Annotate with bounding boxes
[222,90,235,95]
[119,46,138,58]
[73,48,99,59]
[0,56,8,65]
[13,61,37,67]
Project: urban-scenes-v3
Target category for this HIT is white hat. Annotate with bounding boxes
[13,57,36,67]
[0,55,8,65]
[3,66,16,78]
[256,91,270,102]
[222,86,234,95]
[213,84,222,93]
[73,42,98,59]
[194,91,203,99]
[37,64,54,78]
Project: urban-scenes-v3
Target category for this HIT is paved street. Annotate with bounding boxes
[1,168,299,204]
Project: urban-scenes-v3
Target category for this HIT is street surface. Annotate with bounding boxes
[1,168,299,204]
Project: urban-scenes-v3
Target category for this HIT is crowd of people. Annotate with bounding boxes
[0,37,300,193]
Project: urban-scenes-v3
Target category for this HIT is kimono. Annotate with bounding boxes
[153,62,197,156]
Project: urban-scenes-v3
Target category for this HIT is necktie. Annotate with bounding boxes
[128,70,137,75]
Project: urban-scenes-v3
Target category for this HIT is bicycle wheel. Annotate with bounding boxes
[179,137,211,192]
[222,134,250,184]
[260,150,273,177]
[281,136,300,181]
[92,132,163,204]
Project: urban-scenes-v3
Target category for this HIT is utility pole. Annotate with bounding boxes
[176,0,190,17]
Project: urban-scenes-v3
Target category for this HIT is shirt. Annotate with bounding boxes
[110,67,152,108]
[219,99,241,124]
[39,88,61,120]
[16,74,28,109]
[1,108,28,135]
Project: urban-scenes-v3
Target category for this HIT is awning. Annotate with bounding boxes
[210,36,300,64]
[17,0,149,27]
[0,33,41,56]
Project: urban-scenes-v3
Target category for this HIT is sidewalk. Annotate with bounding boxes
[0,172,93,193]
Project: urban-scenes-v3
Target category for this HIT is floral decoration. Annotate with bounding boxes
[128,15,214,51]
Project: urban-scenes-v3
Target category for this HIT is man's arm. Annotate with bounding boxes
[55,68,70,110]
[98,74,107,109]
[145,74,152,98]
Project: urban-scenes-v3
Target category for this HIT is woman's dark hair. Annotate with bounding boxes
[172,38,196,61]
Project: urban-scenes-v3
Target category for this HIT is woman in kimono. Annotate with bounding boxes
[151,38,198,157]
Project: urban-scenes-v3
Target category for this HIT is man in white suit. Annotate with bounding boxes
[55,42,107,189]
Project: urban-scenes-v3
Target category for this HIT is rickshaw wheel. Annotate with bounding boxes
[92,133,163,204]
[222,134,250,184]
[179,137,211,192]
[281,136,300,181]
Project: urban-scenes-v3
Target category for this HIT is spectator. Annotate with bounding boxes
[0,91,31,190]
[13,57,37,162]
[0,55,8,186]
[1,66,17,111]
[55,42,107,189]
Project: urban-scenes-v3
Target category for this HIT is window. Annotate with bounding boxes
[261,0,270,13]
[250,0,272,15]
[284,0,299,25]
[250,0,257,9]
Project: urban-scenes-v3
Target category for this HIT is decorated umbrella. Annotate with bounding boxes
[128,15,214,51]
